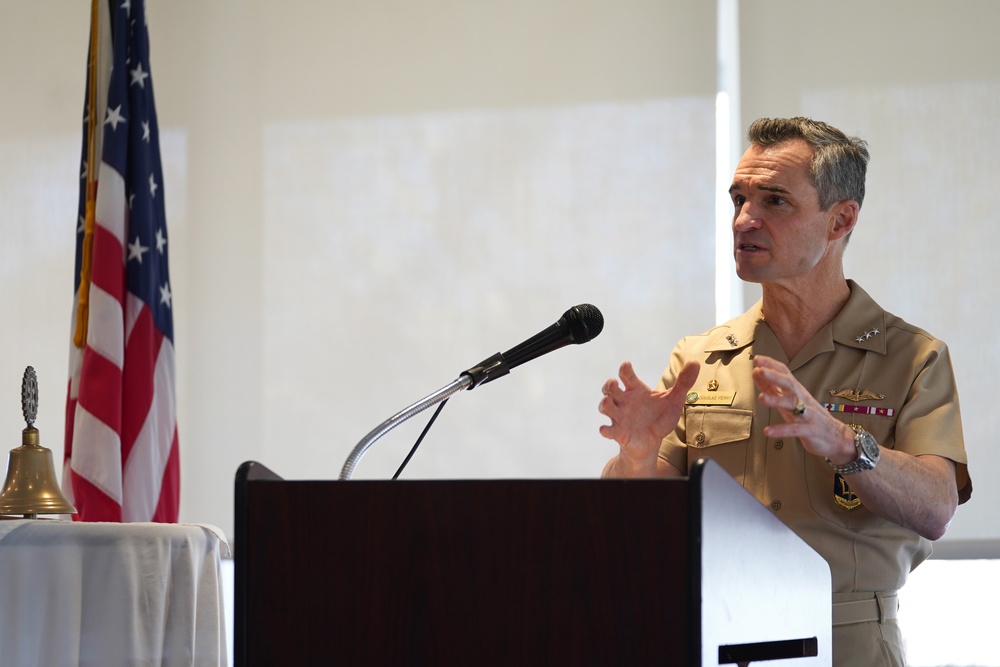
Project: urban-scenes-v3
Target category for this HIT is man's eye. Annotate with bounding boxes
[733,195,746,207]
[768,196,787,206]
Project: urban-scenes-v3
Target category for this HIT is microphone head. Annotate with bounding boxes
[564,304,604,343]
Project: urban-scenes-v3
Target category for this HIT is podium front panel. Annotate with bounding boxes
[236,459,832,666]
[237,468,692,665]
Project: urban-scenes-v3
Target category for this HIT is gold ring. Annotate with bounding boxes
[793,400,806,417]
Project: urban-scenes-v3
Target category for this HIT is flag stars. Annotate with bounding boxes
[127,236,149,263]
[70,0,178,522]
[105,104,126,131]
[159,282,173,309]
[130,61,150,88]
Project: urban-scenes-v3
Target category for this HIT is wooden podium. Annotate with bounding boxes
[234,459,831,666]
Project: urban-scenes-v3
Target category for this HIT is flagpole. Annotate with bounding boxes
[74,0,102,348]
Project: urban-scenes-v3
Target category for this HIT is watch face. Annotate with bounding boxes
[858,431,880,461]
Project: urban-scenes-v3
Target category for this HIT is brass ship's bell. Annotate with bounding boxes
[0,367,76,519]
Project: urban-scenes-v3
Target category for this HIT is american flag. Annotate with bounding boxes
[64,0,179,522]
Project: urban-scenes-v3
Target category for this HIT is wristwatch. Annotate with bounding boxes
[828,425,880,475]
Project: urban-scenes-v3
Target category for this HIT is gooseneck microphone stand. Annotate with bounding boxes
[337,376,469,480]
[338,353,507,480]
[338,304,603,480]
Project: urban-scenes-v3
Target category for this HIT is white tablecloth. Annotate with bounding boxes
[0,519,230,667]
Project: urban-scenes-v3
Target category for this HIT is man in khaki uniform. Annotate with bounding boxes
[599,117,972,667]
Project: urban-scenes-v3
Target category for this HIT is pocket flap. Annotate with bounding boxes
[685,407,753,448]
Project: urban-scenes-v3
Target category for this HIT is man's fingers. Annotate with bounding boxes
[617,361,643,388]
[752,354,780,369]
[673,361,700,393]
[616,360,700,395]
[752,357,797,396]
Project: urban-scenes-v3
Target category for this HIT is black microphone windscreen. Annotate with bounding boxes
[564,304,604,343]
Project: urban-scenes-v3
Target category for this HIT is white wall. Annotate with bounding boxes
[0,0,717,540]
[1,1,997,553]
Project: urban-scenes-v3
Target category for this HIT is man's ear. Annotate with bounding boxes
[829,199,860,241]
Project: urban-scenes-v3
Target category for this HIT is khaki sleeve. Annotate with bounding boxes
[895,341,972,503]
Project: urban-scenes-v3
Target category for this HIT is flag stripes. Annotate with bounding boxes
[64,0,179,523]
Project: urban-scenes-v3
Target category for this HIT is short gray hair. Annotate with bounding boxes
[747,117,870,211]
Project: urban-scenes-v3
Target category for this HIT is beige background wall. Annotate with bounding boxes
[0,1,717,541]
[0,1,996,550]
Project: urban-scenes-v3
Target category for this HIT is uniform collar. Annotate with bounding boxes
[703,302,763,354]
[831,280,887,355]
[702,280,887,357]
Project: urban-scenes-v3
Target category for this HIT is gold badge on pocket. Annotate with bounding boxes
[834,473,862,510]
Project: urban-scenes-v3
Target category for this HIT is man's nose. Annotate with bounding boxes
[733,204,762,231]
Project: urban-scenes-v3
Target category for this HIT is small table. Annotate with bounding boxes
[0,519,230,666]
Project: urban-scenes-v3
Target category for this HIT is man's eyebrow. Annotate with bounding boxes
[728,182,791,195]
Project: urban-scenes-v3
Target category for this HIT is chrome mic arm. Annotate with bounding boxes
[338,374,473,480]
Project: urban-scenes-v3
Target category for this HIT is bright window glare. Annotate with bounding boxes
[899,559,1000,666]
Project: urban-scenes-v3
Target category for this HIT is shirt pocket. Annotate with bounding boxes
[684,406,753,484]
[805,414,890,530]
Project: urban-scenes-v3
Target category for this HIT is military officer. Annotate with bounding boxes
[599,117,972,666]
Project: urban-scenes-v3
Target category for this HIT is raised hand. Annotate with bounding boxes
[599,360,700,476]
[750,354,855,464]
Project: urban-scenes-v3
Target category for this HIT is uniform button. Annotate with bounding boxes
[774,440,784,450]
[770,500,782,511]
[694,432,706,444]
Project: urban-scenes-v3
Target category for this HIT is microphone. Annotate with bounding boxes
[339,303,605,479]
[462,303,604,389]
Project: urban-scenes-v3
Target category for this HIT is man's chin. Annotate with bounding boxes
[734,265,765,284]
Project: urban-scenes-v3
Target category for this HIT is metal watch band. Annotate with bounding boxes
[830,456,876,476]
[828,426,879,476]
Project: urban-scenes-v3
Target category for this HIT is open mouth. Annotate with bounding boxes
[737,243,762,251]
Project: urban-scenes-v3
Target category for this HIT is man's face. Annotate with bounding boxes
[728,139,840,286]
